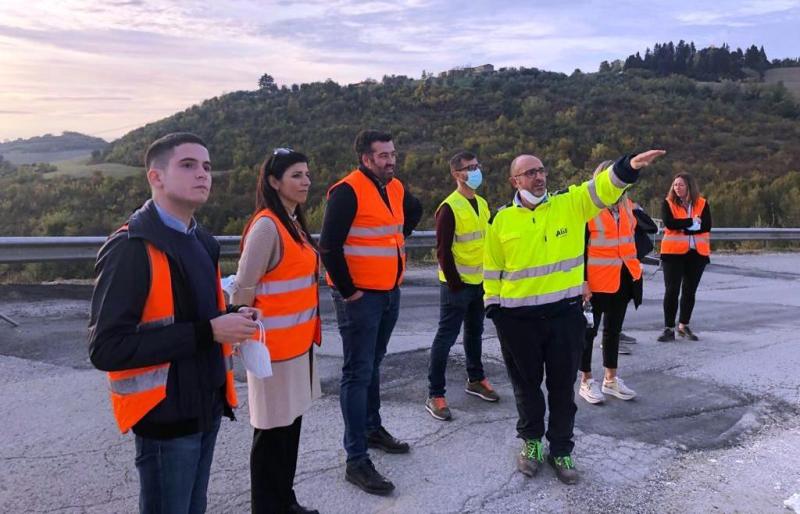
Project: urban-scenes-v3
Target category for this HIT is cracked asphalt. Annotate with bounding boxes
[1,253,799,513]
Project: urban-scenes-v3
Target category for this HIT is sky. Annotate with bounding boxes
[0,0,798,141]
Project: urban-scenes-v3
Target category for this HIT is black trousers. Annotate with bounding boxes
[250,416,302,514]
[492,304,585,457]
[580,268,635,373]
[662,250,707,327]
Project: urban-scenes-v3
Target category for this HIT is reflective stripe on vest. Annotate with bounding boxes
[106,231,238,434]
[437,191,490,285]
[109,366,169,395]
[499,284,585,308]
[246,209,321,362]
[586,199,641,293]
[325,170,406,290]
[661,197,711,256]
[500,255,584,281]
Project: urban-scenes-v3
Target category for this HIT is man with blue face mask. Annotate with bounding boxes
[425,151,499,422]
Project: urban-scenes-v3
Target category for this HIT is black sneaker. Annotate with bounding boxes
[547,454,579,485]
[367,426,410,454]
[678,326,699,341]
[619,332,637,343]
[345,458,395,496]
[657,328,675,342]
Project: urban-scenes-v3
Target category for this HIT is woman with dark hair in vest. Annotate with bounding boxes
[579,161,643,405]
[657,172,712,342]
[230,149,321,514]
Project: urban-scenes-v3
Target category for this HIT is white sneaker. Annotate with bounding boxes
[579,379,605,404]
[602,377,636,400]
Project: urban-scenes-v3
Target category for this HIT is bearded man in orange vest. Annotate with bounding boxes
[320,129,422,496]
[89,132,260,514]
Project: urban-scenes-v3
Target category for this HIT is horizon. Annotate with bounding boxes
[1,0,799,141]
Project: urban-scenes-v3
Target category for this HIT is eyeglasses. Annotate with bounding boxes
[273,147,293,155]
[512,167,547,178]
[455,162,481,172]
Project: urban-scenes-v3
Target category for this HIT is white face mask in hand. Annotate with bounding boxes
[519,188,547,206]
[238,319,272,379]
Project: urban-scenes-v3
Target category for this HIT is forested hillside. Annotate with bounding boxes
[2,45,799,242]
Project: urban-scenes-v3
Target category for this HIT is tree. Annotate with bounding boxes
[258,74,278,93]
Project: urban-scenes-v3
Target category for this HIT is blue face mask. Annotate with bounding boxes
[465,168,483,190]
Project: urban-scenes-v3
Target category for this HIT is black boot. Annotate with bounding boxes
[345,458,395,496]
[366,426,410,454]
[284,500,319,514]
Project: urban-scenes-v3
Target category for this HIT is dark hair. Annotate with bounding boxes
[666,172,701,205]
[144,132,207,169]
[242,149,314,247]
[449,150,477,171]
[353,129,392,164]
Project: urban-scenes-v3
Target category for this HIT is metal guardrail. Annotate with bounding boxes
[1,228,799,264]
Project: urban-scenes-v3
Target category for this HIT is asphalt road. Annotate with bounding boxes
[1,254,799,513]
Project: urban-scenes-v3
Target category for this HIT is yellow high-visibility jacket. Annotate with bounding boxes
[437,191,491,285]
[484,164,631,308]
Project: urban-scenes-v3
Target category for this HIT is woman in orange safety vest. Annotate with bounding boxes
[657,172,712,342]
[230,149,321,514]
[579,161,645,405]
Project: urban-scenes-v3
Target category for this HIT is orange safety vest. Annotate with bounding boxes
[243,209,321,361]
[106,228,237,434]
[586,198,642,293]
[325,169,406,291]
[661,197,711,256]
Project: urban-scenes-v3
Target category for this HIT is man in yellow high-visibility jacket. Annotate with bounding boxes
[426,151,498,423]
[484,150,665,485]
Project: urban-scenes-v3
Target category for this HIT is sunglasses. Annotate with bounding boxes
[273,147,293,155]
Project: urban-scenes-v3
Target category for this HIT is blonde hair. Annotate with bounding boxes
[666,172,701,205]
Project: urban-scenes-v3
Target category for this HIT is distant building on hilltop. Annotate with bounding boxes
[438,64,495,78]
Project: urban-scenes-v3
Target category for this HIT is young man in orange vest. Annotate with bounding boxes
[88,132,259,513]
[320,129,422,495]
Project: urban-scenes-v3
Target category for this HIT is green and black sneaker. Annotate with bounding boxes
[548,454,579,485]
[516,439,544,477]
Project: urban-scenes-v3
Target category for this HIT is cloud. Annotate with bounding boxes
[677,0,800,26]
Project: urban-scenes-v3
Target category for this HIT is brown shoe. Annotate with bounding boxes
[548,454,579,485]
[425,396,452,421]
[465,378,500,402]
[516,439,544,477]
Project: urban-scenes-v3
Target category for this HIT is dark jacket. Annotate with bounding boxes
[88,200,233,439]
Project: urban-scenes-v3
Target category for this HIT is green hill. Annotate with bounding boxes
[0,131,108,165]
[2,61,800,240]
[100,66,800,231]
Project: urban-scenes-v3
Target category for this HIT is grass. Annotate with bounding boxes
[47,155,142,178]
[764,67,800,98]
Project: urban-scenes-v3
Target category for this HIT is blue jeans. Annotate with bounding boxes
[332,288,400,462]
[428,283,485,397]
[134,417,221,514]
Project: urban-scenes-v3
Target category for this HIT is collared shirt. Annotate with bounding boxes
[153,201,197,235]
